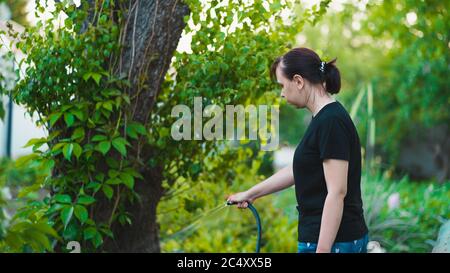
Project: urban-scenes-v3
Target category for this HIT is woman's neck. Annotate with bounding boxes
[308,88,335,117]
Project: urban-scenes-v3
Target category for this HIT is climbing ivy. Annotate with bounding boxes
[0,0,144,250]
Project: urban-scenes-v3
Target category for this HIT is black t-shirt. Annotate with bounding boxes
[293,101,368,243]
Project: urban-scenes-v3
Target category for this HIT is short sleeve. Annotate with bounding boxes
[318,117,350,161]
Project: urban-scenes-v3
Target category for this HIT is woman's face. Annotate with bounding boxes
[275,64,309,108]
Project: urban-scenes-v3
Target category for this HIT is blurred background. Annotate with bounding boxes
[0,0,448,253]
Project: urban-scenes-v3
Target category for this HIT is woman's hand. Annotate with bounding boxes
[226,191,255,209]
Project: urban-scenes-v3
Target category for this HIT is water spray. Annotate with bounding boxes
[164,201,262,253]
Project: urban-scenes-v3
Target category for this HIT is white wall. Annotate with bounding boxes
[0,96,48,158]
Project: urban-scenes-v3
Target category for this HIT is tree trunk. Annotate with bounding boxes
[85,0,189,252]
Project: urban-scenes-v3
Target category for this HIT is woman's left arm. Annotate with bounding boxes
[316,159,349,253]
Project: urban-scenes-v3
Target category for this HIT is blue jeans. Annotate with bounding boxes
[297,233,369,253]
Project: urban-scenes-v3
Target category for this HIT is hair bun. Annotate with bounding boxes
[324,58,341,94]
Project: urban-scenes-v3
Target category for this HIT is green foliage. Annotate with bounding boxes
[159,145,297,253]
[0,157,59,252]
[0,0,141,251]
[363,1,449,163]
[155,0,309,175]
[362,172,449,252]
[161,167,449,253]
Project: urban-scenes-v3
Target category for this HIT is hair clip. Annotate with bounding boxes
[319,61,326,74]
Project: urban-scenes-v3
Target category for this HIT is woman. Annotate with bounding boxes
[226,47,369,253]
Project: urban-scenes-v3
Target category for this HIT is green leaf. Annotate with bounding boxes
[54,194,72,204]
[101,228,114,239]
[43,159,55,171]
[95,173,105,182]
[126,126,138,139]
[64,17,73,29]
[120,173,135,189]
[101,88,121,97]
[72,109,86,121]
[62,221,79,241]
[106,157,119,168]
[112,137,127,156]
[82,70,105,86]
[159,127,169,138]
[190,163,202,175]
[32,222,60,240]
[100,70,110,77]
[83,72,92,81]
[23,229,52,251]
[4,232,21,250]
[63,143,74,161]
[102,185,114,200]
[61,105,73,112]
[64,113,75,127]
[91,135,108,142]
[74,205,88,224]
[134,123,147,135]
[71,127,85,140]
[83,227,97,240]
[96,141,111,155]
[124,168,144,179]
[106,178,121,185]
[126,122,147,139]
[73,143,82,159]
[51,142,65,153]
[122,94,130,104]
[60,206,74,230]
[86,182,101,193]
[49,112,63,127]
[14,153,38,167]
[77,195,96,205]
[108,169,120,178]
[23,137,46,148]
[47,203,64,214]
[102,101,113,111]
[92,232,103,248]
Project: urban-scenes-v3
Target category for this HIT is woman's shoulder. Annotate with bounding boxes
[319,102,352,124]
[314,107,353,136]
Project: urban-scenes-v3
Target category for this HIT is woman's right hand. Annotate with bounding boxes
[226,191,255,209]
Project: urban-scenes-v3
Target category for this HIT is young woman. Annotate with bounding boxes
[226,47,369,253]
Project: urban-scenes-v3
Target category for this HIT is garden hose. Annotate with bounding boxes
[226,201,261,253]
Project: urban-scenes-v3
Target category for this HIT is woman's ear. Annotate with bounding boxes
[293,74,304,91]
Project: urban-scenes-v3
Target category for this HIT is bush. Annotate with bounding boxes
[0,156,59,252]
[362,172,449,252]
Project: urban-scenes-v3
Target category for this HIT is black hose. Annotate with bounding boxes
[226,201,262,253]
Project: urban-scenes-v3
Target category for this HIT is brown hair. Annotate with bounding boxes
[270,47,341,94]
